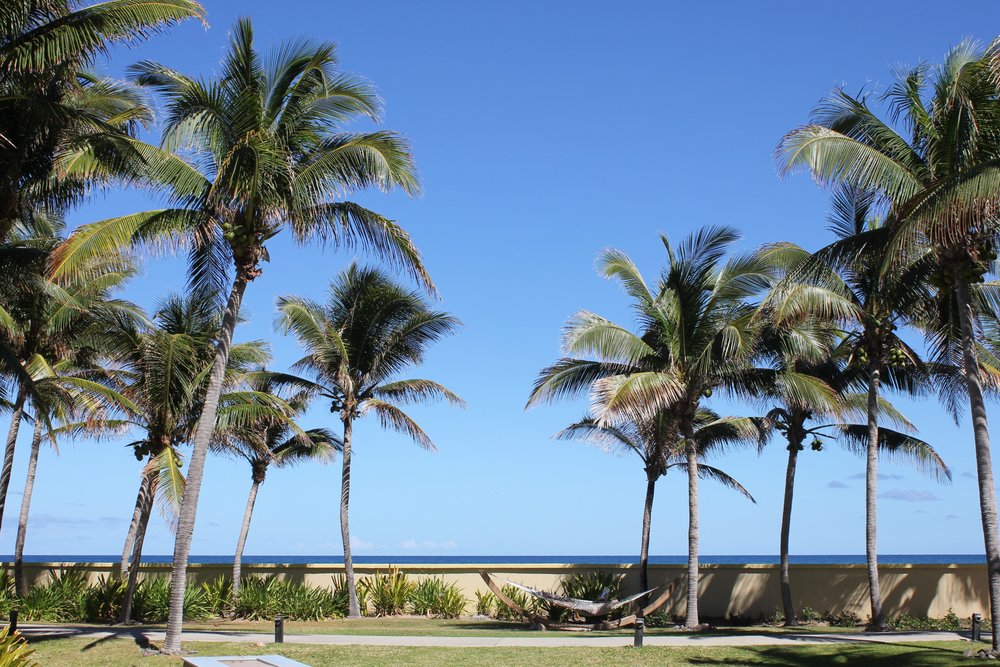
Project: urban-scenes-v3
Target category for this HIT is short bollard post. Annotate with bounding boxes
[274,615,285,644]
[972,613,982,643]
[634,614,644,648]
[8,609,17,633]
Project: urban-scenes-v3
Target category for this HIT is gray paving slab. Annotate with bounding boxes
[17,623,972,648]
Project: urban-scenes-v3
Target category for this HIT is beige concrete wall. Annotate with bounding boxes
[4,562,988,620]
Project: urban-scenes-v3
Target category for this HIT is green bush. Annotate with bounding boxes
[81,575,125,622]
[233,575,342,621]
[474,590,496,617]
[410,578,467,618]
[799,606,823,623]
[361,569,414,617]
[330,574,364,618]
[20,570,90,622]
[561,571,624,602]
[494,584,540,621]
[888,609,961,631]
[828,610,862,627]
[201,576,232,617]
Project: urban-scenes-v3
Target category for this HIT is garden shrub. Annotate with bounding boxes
[361,568,414,617]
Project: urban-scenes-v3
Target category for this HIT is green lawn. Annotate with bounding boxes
[162,617,867,637]
[26,637,983,666]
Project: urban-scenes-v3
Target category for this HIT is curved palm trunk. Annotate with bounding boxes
[0,386,27,534]
[685,438,700,628]
[340,417,360,618]
[865,363,884,630]
[121,477,155,624]
[639,474,656,594]
[231,478,261,606]
[163,272,249,653]
[121,461,155,579]
[955,279,1000,651]
[14,419,43,596]
[779,434,801,626]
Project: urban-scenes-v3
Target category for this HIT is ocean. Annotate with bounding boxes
[6,554,988,565]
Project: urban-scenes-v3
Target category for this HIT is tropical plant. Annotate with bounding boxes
[0,626,36,667]
[761,193,953,628]
[50,18,430,651]
[0,0,204,242]
[776,42,1000,643]
[361,568,415,617]
[276,264,463,618]
[0,226,140,588]
[90,292,279,623]
[410,577,467,618]
[214,371,339,606]
[529,227,774,627]
[556,408,763,605]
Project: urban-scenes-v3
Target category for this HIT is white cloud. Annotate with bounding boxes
[350,535,374,550]
[827,480,849,489]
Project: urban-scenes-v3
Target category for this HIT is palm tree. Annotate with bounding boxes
[0,0,204,240]
[0,226,140,541]
[556,408,761,598]
[762,190,955,628]
[13,363,130,595]
[777,41,1000,647]
[216,371,339,605]
[99,293,281,623]
[529,227,776,627]
[50,19,431,651]
[276,264,462,618]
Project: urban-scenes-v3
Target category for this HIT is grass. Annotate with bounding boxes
[26,636,983,666]
[167,617,868,637]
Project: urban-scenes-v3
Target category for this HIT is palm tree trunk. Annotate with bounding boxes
[865,362,884,630]
[14,419,43,597]
[231,478,260,606]
[684,435,700,629]
[639,473,656,594]
[121,462,155,579]
[0,386,27,534]
[955,279,1000,651]
[340,416,360,618]
[163,271,249,654]
[779,434,801,626]
[121,476,154,624]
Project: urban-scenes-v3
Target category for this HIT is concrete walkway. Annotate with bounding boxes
[18,624,972,648]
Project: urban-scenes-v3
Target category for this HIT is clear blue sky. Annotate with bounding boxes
[6,0,1000,558]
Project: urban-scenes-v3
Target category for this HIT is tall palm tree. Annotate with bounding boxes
[529,227,776,627]
[556,408,761,598]
[777,41,1000,647]
[216,371,339,605]
[98,293,282,623]
[13,363,130,595]
[0,0,204,240]
[0,226,141,540]
[276,264,462,618]
[762,190,955,628]
[50,19,431,651]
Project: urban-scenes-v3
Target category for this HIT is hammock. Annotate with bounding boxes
[497,577,655,617]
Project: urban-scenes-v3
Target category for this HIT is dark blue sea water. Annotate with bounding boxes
[7,554,988,565]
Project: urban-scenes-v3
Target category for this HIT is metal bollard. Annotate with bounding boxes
[274,615,285,643]
[973,613,983,643]
[633,615,644,648]
[8,610,17,633]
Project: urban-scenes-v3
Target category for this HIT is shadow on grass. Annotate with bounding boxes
[22,626,152,650]
[687,643,969,666]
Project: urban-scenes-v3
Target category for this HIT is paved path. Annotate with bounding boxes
[18,624,972,648]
